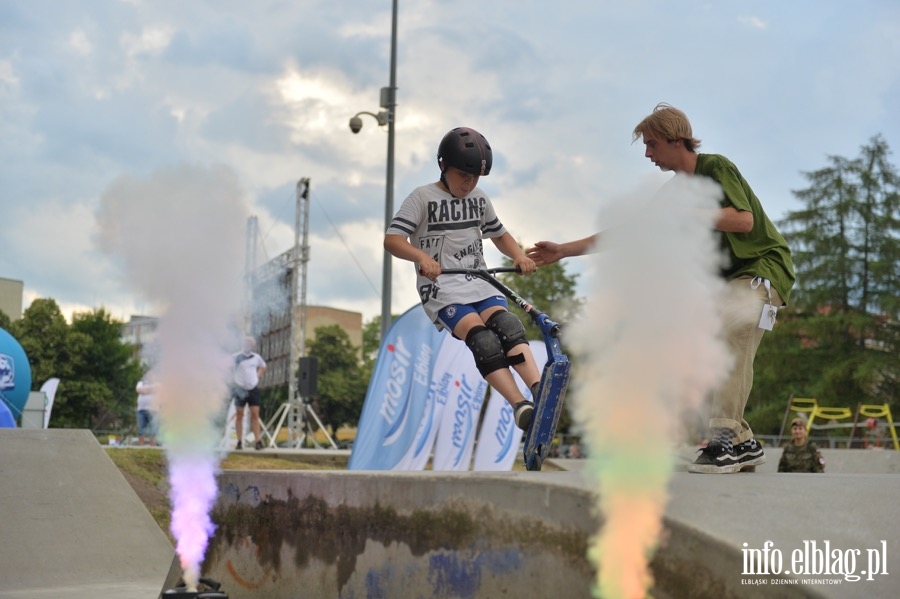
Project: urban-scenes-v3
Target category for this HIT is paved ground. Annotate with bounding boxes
[560,449,900,599]
[1,430,897,598]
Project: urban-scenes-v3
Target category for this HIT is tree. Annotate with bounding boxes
[10,299,73,393]
[0,309,12,331]
[782,135,900,316]
[361,316,384,365]
[9,300,142,430]
[68,308,143,430]
[306,324,369,430]
[749,136,900,433]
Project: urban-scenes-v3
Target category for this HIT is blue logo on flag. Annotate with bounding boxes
[494,403,515,463]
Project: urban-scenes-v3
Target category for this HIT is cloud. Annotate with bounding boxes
[740,15,768,30]
[122,24,174,58]
[4,200,120,310]
[1,0,898,326]
[69,30,93,56]
[0,59,19,92]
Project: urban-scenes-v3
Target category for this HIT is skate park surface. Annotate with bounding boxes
[1,429,897,599]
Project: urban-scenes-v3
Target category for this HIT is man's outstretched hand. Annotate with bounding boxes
[526,241,564,267]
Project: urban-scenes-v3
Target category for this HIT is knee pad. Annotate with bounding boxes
[465,326,508,377]
[486,310,528,352]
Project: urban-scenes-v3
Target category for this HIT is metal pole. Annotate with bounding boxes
[381,0,398,340]
[287,178,310,447]
[298,178,310,360]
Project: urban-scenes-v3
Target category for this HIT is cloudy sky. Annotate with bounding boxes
[1,0,898,325]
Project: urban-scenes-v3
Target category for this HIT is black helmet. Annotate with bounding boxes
[437,127,492,176]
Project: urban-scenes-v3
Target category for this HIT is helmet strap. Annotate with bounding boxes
[439,170,460,198]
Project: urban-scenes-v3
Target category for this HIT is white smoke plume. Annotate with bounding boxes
[96,163,248,588]
[568,175,732,598]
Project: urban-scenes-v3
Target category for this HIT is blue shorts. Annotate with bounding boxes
[437,295,509,332]
[137,409,158,436]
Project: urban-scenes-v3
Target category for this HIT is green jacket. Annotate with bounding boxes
[778,441,825,473]
[695,154,796,305]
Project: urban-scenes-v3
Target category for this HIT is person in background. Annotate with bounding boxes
[778,417,825,473]
[231,336,267,450]
[863,417,886,449]
[135,368,160,446]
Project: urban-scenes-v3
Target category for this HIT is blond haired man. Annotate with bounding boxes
[528,103,795,473]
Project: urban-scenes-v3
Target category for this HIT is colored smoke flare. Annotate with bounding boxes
[569,176,731,598]
[96,164,248,589]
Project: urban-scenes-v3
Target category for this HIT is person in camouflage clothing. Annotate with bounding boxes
[778,417,825,473]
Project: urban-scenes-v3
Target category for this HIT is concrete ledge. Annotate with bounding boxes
[203,470,597,598]
[202,452,898,598]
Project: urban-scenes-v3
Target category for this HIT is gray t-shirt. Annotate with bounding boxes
[386,182,508,328]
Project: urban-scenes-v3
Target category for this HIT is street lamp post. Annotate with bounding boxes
[350,0,398,341]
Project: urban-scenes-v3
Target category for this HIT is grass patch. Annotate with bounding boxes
[219,453,340,471]
[105,447,168,483]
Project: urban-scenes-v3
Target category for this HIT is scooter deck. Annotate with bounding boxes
[523,356,571,471]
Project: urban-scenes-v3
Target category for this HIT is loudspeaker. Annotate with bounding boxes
[298,356,318,398]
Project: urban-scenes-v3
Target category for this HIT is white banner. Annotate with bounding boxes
[473,341,547,471]
[431,350,489,471]
[39,378,59,429]
[393,334,469,470]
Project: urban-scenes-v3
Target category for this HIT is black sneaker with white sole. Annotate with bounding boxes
[688,439,766,473]
[732,438,766,470]
[687,441,741,474]
[514,400,534,431]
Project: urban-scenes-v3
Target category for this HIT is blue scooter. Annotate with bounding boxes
[440,267,571,471]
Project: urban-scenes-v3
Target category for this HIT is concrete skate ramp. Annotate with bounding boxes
[205,454,900,599]
[0,429,174,599]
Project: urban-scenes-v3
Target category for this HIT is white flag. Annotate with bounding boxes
[431,348,488,471]
[39,378,60,429]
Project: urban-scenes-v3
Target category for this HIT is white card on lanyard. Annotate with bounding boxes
[752,278,778,331]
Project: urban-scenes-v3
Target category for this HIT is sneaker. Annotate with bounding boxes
[732,438,766,470]
[687,441,742,474]
[530,381,540,399]
[514,400,534,431]
[254,440,264,451]
[235,441,243,450]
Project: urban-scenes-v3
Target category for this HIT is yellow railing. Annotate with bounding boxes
[857,403,900,451]
[780,396,899,450]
